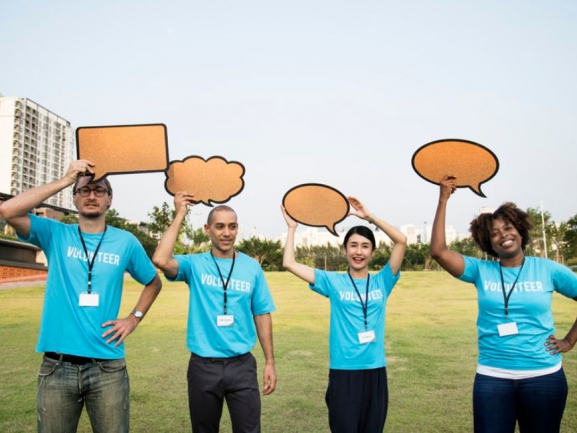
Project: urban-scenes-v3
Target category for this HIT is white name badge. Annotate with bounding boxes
[79,293,99,307]
[498,321,519,337]
[217,315,235,327]
[358,330,376,344]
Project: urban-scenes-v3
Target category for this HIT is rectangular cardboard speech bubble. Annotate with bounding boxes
[76,123,169,182]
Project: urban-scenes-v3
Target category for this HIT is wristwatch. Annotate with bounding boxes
[131,310,144,321]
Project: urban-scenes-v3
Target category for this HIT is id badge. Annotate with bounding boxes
[497,321,518,337]
[79,293,99,307]
[217,315,234,327]
[358,330,376,344]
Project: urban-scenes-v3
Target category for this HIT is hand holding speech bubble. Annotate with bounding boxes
[282,184,350,236]
[164,156,245,206]
[76,124,169,182]
[411,139,499,197]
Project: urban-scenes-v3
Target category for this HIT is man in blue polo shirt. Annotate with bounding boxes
[153,191,276,433]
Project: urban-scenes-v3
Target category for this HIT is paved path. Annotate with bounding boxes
[0,278,46,291]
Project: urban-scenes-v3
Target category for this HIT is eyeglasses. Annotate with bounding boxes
[75,187,109,197]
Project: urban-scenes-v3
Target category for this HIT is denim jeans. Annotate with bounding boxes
[37,355,130,433]
[473,368,568,433]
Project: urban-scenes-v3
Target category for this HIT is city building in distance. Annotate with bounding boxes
[0,95,74,212]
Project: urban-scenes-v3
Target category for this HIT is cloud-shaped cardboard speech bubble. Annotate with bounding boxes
[164,156,245,206]
[76,124,169,182]
[282,184,350,236]
[411,139,499,197]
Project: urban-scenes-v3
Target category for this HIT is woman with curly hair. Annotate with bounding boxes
[430,175,577,433]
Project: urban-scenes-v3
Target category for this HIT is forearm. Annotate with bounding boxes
[1,177,72,221]
[371,215,406,246]
[430,198,449,257]
[132,274,162,318]
[254,313,275,365]
[562,316,577,348]
[282,227,297,268]
[152,212,185,274]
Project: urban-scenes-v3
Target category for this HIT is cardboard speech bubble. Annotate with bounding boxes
[76,124,169,182]
[411,139,499,197]
[282,184,350,236]
[164,156,245,206]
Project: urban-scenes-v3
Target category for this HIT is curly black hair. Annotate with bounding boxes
[469,202,532,258]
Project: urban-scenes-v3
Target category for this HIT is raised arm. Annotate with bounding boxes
[254,313,277,395]
[0,160,94,238]
[348,196,407,276]
[152,192,195,279]
[280,206,316,284]
[429,175,465,277]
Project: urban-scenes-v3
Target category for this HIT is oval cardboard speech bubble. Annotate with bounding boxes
[164,156,245,206]
[282,184,350,236]
[76,124,169,182]
[411,139,499,197]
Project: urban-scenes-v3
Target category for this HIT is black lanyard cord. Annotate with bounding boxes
[210,251,236,315]
[347,271,371,330]
[78,226,107,294]
[499,257,525,318]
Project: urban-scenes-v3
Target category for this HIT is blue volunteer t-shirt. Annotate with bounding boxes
[310,264,399,370]
[170,251,275,357]
[19,214,157,359]
[459,256,577,370]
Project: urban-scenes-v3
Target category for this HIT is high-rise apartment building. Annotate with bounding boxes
[0,95,75,210]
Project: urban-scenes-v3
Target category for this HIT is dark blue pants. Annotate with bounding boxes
[325,367,388,433]
[473,368,568,433]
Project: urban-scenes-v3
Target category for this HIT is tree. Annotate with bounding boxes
[563,215,577,263]
[237,237,283,271]
[147,202,175,238]
[403,243,430,271]
[449,237,483,259]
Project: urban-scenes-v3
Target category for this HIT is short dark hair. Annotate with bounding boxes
[343,225,376,250]
[207,205,237,225]
[469,202,532,258]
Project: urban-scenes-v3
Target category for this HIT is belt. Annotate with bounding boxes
[190,352,251,364]
[44,352,111,365]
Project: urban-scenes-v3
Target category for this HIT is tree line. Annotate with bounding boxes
[4,203,577,272]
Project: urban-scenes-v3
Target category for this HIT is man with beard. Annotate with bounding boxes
[0,159,162,433]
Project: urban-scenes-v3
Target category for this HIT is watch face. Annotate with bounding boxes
[132,311,143,318]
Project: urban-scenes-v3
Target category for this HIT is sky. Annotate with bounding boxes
[2,1,577,239]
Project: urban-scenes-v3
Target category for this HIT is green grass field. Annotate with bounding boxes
[1,271,577,432]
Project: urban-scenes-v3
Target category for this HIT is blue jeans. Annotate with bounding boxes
[37,355,130,433]
[473,368,568,433]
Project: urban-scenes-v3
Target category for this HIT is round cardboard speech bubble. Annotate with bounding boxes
[411,139,499,197]
[282,184,350,236]
[164,155,245,206]
[76,124,169,182]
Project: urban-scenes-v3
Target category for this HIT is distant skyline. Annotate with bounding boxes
[2,1,576,239]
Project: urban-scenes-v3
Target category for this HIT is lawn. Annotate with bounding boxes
[1,271,577,432]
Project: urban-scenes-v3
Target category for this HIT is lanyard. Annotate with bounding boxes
[347,271,371,330]
[499,258,525,318]
[210,251,236,315]
[78,226,107,294]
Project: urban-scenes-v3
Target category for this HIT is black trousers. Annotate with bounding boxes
[325,367,388,433]
[187,352,261,433]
